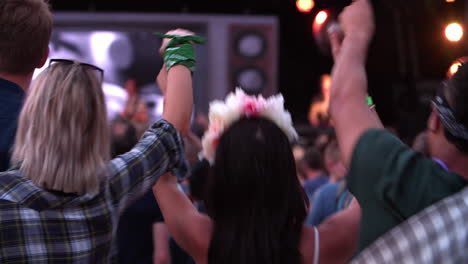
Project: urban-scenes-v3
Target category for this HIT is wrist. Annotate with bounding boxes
[344,31,373,46]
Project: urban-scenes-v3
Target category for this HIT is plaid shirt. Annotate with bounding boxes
[0,120,187,263]
[351,186,468,264]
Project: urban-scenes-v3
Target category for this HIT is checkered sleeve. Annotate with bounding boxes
[106,119,188,213]
[351,187,468,263]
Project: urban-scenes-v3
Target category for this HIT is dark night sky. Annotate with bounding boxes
[50,0,467,139]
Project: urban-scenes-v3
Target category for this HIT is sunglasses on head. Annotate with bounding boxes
[49,59,104,82]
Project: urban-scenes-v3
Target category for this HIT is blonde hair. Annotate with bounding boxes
[12,62,110,195]
[0,0,52,73]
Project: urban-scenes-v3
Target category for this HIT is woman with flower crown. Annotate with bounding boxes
[154,87,361,263]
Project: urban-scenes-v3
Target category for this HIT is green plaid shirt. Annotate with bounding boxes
[0,120,187,263]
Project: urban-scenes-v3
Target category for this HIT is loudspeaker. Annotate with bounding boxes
[228,24,277,96]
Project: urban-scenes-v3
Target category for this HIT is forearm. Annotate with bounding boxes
[108,121,187,210]
[153,223,171,264]
[162,65,193,136]
[318,199,361,264]
[330,35,383,166]
[153,173,210,261]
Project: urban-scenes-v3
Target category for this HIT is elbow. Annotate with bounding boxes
[178,116,192,137]
[178,124,190,138]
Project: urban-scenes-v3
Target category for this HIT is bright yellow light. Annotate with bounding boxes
[315,11,328,25]
[450,63,461,76]
[445,23,463,42]
[447,60,464,78]
[296,0,315,13]
[446,0,456,3]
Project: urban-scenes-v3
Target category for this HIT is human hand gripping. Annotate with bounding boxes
[329,0,375,61]
[159,28,195,56]
[157,29,195,96]
[339,0,375,43]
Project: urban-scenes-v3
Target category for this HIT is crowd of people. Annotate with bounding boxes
[0,0,467,263]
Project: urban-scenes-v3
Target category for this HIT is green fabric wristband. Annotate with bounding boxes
[155,33,207,72]
[164,43,196,72]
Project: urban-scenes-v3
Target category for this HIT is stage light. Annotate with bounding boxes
[445,0,456,3]
[296,0,314,13]
[449,62,461,76]
[445,23,463,42]
[315,11,328,25]
[447,57,468,78]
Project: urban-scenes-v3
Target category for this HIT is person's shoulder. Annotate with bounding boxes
[315,182,338,198]
[350,128,411,171]
[304,176,329,188]
[0,169,24,183]
[0,169,30,198]
[357,128,400,146]
[320,182,339,191]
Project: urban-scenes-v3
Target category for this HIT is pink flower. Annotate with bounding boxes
[242,96,266,117]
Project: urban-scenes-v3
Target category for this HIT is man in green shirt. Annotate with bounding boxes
[329,0,468,253]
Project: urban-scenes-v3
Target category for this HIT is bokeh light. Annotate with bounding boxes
[296,0,315,13]
[315,11,328,25]
[445,23,463,42]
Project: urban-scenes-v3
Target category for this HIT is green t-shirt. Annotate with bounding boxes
[348,129,468,253]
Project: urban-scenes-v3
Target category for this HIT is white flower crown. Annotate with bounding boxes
[201,88,298,164]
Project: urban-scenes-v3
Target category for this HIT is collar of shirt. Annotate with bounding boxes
[0,77,25,117]
[432,158,449,171]
[0,77,24,96]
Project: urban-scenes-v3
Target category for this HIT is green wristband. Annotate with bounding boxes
[155,33,207,72]
[366,96,374,106]
[164,43,196,72]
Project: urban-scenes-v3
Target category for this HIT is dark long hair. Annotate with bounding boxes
[205,118,308,264]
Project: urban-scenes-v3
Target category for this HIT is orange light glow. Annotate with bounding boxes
[309,74,331,126]
[315,11,328,25]
[446,57,468,78]
[446,0,456,3]
[449,62,461,76]
[296,0,315,13]
[445,23,463,42]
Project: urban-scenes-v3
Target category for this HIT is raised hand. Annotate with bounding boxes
[159,28,195,56]
[339,0,375,44]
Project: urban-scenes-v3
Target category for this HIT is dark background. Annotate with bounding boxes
[50,0,467,141]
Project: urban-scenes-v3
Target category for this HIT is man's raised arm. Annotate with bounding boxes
[329,0,383,167]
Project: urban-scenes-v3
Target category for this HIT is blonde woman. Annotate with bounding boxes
[1,30,194,263]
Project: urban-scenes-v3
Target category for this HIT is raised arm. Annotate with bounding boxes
[329,0,383,167]
[158,29,195,137]
[107,30,194,212]
[153,173,212,263]
[153,30,212,263]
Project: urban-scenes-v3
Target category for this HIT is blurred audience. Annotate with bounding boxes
[300,146,328,202]
[112,117,172,264]
[122,78,150,137]
[306,140,352,226]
